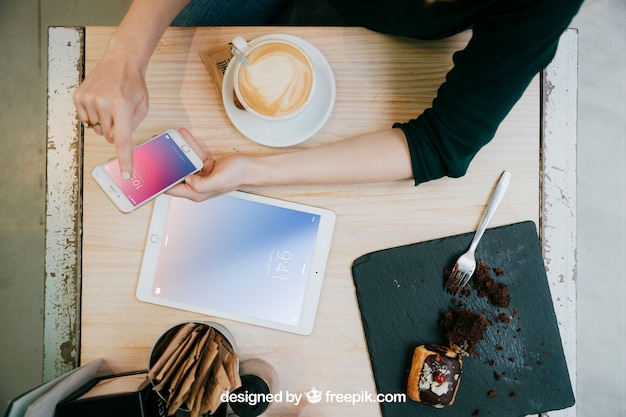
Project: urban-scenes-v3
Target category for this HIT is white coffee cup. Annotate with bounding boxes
[231,35,316,121]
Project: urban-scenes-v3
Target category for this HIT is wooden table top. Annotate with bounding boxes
[43,25,577,416]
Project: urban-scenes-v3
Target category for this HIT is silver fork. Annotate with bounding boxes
[448,171,512,292]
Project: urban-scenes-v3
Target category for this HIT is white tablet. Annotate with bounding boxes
[136,191,336,335]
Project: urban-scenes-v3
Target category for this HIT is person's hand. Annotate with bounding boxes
[73,51,149,180]
[167,129,254,201]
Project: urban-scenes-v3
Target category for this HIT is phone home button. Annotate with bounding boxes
[182,145,191,152]
[150,234,159,243]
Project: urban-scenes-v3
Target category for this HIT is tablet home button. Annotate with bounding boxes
[150,234,159,243]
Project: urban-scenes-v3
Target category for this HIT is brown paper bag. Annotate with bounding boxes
[219,346,241,390]
[148,322,197,381]
[199,44,245,109]
[201,360,232,415]
[186,333,219,414]
[153,326,202,390]
[149,323,238,416]
[199,45,233,102]
[167,357,201,415]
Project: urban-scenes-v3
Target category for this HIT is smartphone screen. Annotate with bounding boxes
[95,130,202,211]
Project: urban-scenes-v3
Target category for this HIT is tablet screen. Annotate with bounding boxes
[136,192,336,334]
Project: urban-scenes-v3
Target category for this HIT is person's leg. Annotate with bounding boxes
[171,0,288,26]
[270,0,355,26]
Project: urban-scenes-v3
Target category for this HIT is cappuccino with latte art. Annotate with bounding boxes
[233,37,315,120]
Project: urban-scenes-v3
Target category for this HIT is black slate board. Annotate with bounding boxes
[352,221,574,417]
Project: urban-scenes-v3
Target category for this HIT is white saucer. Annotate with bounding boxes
[222,34,336,147]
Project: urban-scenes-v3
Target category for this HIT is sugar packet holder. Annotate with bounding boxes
[148,322,241,417]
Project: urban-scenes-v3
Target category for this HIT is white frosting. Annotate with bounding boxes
[418,360,453,396]
[418,363,433,390]
[430,381,450,396]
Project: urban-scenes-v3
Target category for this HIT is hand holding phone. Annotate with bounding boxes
[92,129,204,213]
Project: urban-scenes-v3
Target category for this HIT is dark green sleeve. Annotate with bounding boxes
[395,0,582,185]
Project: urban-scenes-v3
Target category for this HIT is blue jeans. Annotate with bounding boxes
[171,0,289,26]
[171,0,352,26]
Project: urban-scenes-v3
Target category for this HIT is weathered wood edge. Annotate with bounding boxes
[539,28,578,417]
[44,26,84,381]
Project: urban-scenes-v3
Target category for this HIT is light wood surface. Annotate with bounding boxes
[80,26,540,416]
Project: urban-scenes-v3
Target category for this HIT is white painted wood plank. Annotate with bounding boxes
[44,26,84,381]
[540,28,579,417]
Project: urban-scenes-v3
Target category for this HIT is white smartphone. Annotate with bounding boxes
[92,129,204,213]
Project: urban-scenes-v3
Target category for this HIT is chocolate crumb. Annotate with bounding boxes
[509,391,517,398]
[472,261,510,307]
[443,268,456,292]
[494,371,502,381]
[472,410,481,417]
[451,297,466,307]
[487,390,497,398]
[440,309,489,356]
[495,313,512,323]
